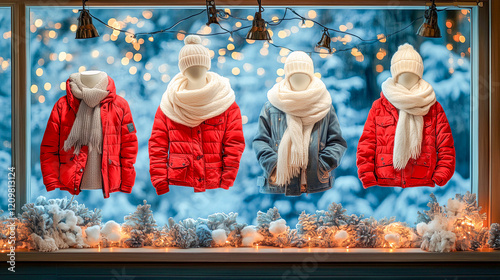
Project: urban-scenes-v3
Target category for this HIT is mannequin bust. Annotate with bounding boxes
[185,66,208,90]
[289,73,311,91]
[397,72,420,90]
[80,70,104,88]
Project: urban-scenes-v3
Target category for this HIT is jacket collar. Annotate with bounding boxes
[65,75,117,113]
[379,91,399,121]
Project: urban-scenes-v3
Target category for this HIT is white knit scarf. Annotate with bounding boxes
[160,72,235,127]
[267,77,332,186]
[381,77,436,170]
[64,72,109,154]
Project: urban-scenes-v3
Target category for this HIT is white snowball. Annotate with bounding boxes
[384,233,401,248]
[212,229,227,246]
[240,226,264,247]
[334,230,348,242]
[85,225,101,246]
[269,219,287,236]
[101,220,122,242]
[416,222,429,236]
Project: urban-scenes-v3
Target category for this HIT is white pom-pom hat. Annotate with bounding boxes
[284,51,314,80]
[390,43,424,81]
[178,35,211,74]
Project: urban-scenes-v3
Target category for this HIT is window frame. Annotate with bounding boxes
[6,0,499,226]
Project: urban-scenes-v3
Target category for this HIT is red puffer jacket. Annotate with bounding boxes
[40,76,138,198]
[356,93,455,189]
[149,102,245,195]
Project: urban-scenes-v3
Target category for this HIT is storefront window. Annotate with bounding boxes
[28,7,471,226]
[0,7,12,211]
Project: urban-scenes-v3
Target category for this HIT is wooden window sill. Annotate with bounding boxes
[3,247,499,263]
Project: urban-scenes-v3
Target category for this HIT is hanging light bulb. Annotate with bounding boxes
[246,0,271,41]
[75,0,99,39]
[300,19,307,28]
[205,0,219,26]
[228,32,234,42]
[315,29,332,54]
[417,0,441,38]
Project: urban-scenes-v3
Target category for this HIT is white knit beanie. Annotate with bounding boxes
[390,43,424,81]
[178,35,211,74]
[284,51,315,80]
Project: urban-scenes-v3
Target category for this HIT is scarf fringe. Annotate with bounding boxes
[382,77,435,169]
[268,77,332,186]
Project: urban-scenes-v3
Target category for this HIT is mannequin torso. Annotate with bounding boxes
[397,72,420,90]
[80,70,104,88]
[185,66,208,90]
[289,73,311,91]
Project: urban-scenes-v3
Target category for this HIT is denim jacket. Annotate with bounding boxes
[253,102,347,196]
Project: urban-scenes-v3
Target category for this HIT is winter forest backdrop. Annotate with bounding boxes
[0,7,471,227]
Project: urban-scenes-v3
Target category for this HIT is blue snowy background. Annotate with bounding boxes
[0,7,472,226]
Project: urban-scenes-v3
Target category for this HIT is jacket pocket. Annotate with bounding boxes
[108,156,122,191]
[203,116,224,127]
[375,153,396,179]
[410,153,431,179]
[59,154,75,187]
[168,155,190,182]
[205,161,223,187]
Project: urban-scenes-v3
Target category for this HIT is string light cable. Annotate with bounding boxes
[80,1,452,55]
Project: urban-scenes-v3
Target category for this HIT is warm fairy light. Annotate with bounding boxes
[38,95,45,103]
[314,73,322,79]
[291,26,299,33]
[177,32,186,41]
[307,10,317,19]
[70,24,77,32]
[158,64,168,73]
[143,73,151,81]
[304,20,314,28]
[44,82,51,91]
[235,22,242,28]
[260,48,269,56]
[219,49,226,56]
[257,68,265,76]
[339,25,347,32]
[30,85,38,94]
[459,35,466,43]
[218,57,226,64]
[60,82,66,91]
[275,77,283,83]
[149,36,154,42]
[279,48,290,56]
[121,57,130,66]
[161,74,171,83]
[446,44,453,51]
[278,30,287,39]
[134,53,142,62]
[346,22,353,29]
[34,19,43,28]
[107,56,114,64]
[91,50,100,58]
[247,15,254,21]
[377,34,386,43]
[36,68,43,76]
[231,52,243,60]
[232,67,240,75]
[461,9,468,15]
[58,52,67,61]
[376,65,384,73]
[142,10,153,19]
[227,43,235,51]
[446,20,453,28]
[276,68,284,76]
[246,39,255,44]
[129,66,137,75]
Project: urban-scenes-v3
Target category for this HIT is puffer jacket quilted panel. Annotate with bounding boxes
[40,76,138,198]
[148,101,245,195]
[356,92,455,189]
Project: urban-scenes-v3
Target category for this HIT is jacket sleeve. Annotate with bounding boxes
[252,104,278,178]
[356,105,378,188]
[119,101,138,193]
[40,101,64,191]
[148,107,170,195]
[432,102,456,186]
[318,105,348,173]
[220,102,246,189]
